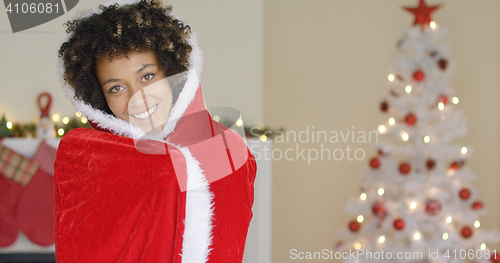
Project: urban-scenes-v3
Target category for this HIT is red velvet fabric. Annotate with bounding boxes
[54,124,256,262]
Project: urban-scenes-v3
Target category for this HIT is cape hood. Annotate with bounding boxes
[57,0,204,142]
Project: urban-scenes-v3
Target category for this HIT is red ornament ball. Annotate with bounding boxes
[461,226,473,238]
[399,162,411,175]
[370,158,380,169]
[372,201,386,218]
[380,101,389,112]
[438,59,448,70]
[405,113,417,126]
[438,94,449,104]
[413,70,425,82]
[378,149,383,156]
[491,252,500,263]
[393,219,405,230]
[426,159,436,170]
[349,221,360,232]
[425,199,441,215]
[459,188,471,200]
[450,161,464,170]
[472,201,483,210]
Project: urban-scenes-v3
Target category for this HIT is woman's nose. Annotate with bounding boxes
[127,84,148,109]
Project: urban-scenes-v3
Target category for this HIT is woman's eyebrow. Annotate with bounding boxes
[137,63,155,73]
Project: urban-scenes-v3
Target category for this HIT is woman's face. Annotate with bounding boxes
[96,50,173,135]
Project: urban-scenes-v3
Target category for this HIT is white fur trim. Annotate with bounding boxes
[57,0,203,141]
[177,146,214,263]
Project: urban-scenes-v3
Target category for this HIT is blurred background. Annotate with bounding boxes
[0,0,498,262]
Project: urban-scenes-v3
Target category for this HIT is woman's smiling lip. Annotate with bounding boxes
[130,103,158,120]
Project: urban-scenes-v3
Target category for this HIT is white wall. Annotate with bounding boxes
[0,0,264,127]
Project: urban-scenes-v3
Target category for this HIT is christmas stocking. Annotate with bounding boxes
[0,145,39,247]
[15,140,56,246]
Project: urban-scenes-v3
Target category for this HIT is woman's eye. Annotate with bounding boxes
[109,86,124,93]
[141,74,155,82]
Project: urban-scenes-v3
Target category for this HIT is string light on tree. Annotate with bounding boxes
[429,21,437,29]
[388,118,395,125]
[481,243,486,250]
[388,74,395,82]
[52,114,60,122]
[360,193,367,201]
[357,215,364,223]
[401,132,409,141]
[405,85,412,93]
[378,236,386,243]
[442,232,448,240]
[452,97,459,104]
[461,147,468,154]
[438,102,445,110]
[446,216,452,224]
[377,188,385,196]
[474,221,480,228]
[378,125,386,133]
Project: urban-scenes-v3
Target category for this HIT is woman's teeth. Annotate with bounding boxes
[132,104,158,120]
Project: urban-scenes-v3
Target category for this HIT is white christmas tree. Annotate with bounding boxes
[337,1,500,262]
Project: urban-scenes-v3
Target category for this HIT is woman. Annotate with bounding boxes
[55,1,256,262]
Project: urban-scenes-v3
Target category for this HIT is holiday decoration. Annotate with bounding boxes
[403,0,441,30]
[450,161,462,170]
[424,199,441,215]
[492,253,500,263]
[36,93,56,139]
[380,101,388,112]
[472,201,483,210]
[405,113,417,126]
[438,94,449,104]
[348,221,360,232]
[393,219,405,230]
[0,114,14,138]
[0,142,56,246]
[426,158,435,170]
[338,1,500,259]
[412,69,425,82]
[459,188,471,200]
[372,201,386,218]
[369,157,380,169]
[438,59,448,70]
[461,226,473,238]
[399,162,411,175]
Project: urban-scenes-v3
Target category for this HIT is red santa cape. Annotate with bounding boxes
[54,1,256,262]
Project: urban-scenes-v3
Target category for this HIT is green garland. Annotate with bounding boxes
[0,114,91,138]
[1,113,282,140]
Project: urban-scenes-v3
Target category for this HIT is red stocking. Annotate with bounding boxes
[0,175,22,247]
[15,169,54,246]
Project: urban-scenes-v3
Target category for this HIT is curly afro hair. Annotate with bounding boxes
[58,0,192,114]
